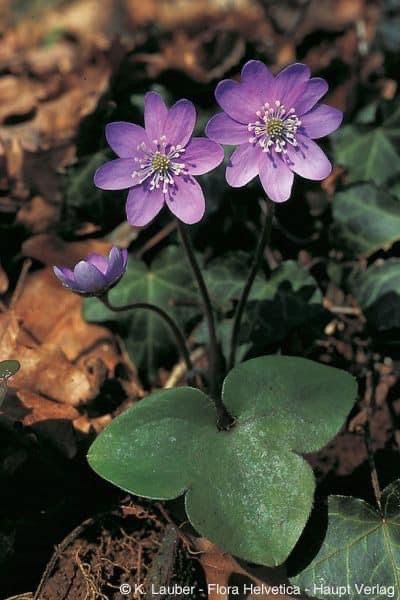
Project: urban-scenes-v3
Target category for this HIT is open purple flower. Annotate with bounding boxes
[53,247,128,297]
[206,60,343,203]
[94,92,224,226]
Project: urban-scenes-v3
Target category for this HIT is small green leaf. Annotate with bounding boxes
[0,360,19,407]
[0,360,20,379]
[88,355,357,566]
[332,184,400,257]
[351,259,400,331]
[333,100,400,184]
[291,480,400,599]
[84,247,197,376]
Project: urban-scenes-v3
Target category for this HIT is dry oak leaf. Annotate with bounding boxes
[0,265,129,455]
[22,234,111,275]
[194,538,305,600]
[0,60,111,153]
[1,389,79,458]
[0,0,115,69]
[0,76,40,124]
[0,267,120,406]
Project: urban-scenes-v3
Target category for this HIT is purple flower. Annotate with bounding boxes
[94,92,224,226]
[53,247,128,297]
[206,61,343,203]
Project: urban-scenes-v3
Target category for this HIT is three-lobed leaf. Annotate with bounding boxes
[88,355,357,567]
[291,480,400,599]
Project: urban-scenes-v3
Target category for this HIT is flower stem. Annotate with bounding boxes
[228,198,274,371]
[176,221,231,425]
[100,295,193,373]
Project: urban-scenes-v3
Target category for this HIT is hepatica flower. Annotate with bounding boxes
[206,61,343,203]
[53,247,128,297]
[94,92,224,226]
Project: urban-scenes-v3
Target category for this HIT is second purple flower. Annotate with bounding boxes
[94,92,224,226]
[206,60,343,203]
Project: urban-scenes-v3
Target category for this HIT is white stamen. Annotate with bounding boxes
[247,101,301,154]
[131,141,187,192]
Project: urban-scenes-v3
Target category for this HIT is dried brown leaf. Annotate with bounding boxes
[193,538,305,599]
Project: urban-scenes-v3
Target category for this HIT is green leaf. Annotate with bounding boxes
[351,259,400,331]
[333,100,400,184]
[242,261,324,352]
[0,360,20,379]
[200,259,325,358]
[88,355,357,566]
[83,247,197,376]
[0,360,20,407]
[205,253,256,312]
[291,480,400,599]
[332,184,400,257]
[378,0,400,52]
[62,150,125,230]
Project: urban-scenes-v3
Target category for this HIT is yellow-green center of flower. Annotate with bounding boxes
[151,152,170,172]
[266,117,284,138]
[248,100,301,154]
[132,137,187,193]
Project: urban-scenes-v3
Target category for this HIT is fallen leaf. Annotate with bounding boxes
[0,265,141,455]
[193,538,305,599]
[16,196,60,234]
[21,234,111,269]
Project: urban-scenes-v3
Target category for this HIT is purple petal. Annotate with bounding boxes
[286,134,332,180]
[144,92,168,142]
[272,63,310,108]
[166,176,205,224]
[86,253,109,274]
[258,154,294,203]
[226,144,260,187]
[106,247,127,282]
[184,138,224,175]
[300,104,343,139]
[126,185,165,227]
[294,78,329,115]
[206,113,249,144]
[105,122,148,158]
[73,262,107,293]
[163,99,196,147]
[53,266,76,288]
[215,80,261,124]
[94,158,135,190]
[241,60,275,106]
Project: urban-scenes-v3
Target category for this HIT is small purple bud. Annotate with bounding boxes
[53,246,128,297]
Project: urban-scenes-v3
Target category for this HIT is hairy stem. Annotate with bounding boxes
[228,198,274,371]
[100,295,193,373]
[176,221,232,426]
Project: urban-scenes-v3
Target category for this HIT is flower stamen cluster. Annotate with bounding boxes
[94,93,224,225]
[132,135,187,194]
[248,100,301,154]
[206,60,343,202]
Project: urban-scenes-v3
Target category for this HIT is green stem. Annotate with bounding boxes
[228,199,274,371]
[100,295,193,373]
[176,221,231,426]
